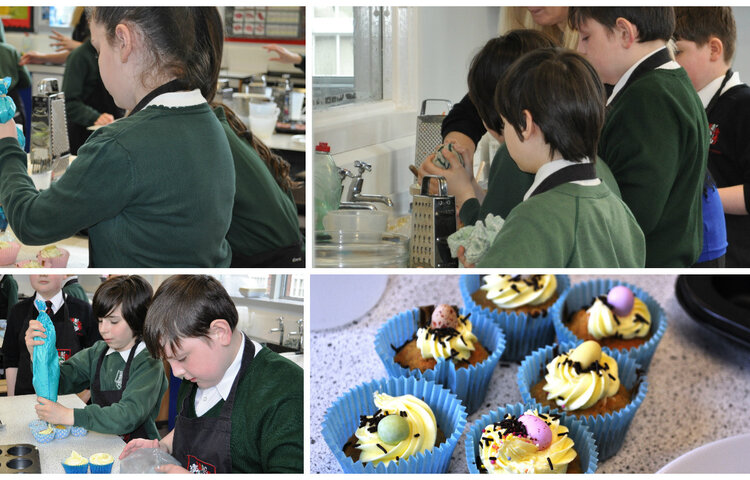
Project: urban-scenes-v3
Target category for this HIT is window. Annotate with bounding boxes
[217,274,304,304]
[312,6,390,109]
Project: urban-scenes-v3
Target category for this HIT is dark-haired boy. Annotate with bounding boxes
[569,7,708,267]
[475,48,645,267]
[674,7,750,266]
[121,275,303,474]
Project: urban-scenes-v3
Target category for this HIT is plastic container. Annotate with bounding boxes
[314,142,342,231]
[248,107,280,142]
[323,209,388,233]
[314,231,409,268]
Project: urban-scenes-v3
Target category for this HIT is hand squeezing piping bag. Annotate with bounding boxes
[0,76,26,148]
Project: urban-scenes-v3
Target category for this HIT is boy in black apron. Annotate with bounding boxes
[467,48,645,268]
[25,275,167,441]
[120,275,303,473]
[2,274,98,396]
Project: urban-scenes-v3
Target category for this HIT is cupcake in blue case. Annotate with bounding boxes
[28,419,48,432]
[62,451,89,474]
[552,278,667,370]
[460,274,569,362]
[32,425,56,444]
[517,341,647,461]
[321,376,468,473]
[465,403,598,473]
[374,304,505,414]
[71,426,88,437]
[54,424,72,440]
[89,453,115,473]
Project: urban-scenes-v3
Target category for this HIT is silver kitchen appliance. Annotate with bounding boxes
[414,99,452,168]
[410,175,458,268]
[29,78,70,181]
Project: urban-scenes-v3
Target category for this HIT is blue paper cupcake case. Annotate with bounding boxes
[32,429,55,444]
[61,462,89,474]
[465,402,598,473]
[71,426,88,437]
[54,425,71,440]
[89,461,114,474]
[374,307,505,414]
[460,274,570,362]
[28,420,48,432]
[552,279,667,370]
[321,376,468,473]
[517,342,648,461]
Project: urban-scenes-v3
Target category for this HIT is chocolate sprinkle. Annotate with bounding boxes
[547,457,554,470]
[376,443,387,453]
[608,373,616,381]
[414,433,420,438]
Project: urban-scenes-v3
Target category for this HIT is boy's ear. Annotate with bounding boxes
[519,109,535,141]
[708,36,724,62]
[614,17,637,49]
[209,319,233,346]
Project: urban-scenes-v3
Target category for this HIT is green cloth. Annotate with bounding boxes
[59,340,168,440]
[62,40,111,128]
[478,182,645,267]
[62,281,88,303]
[600,68,707,267]
[0,274,18,319]
[0,43,30,93]
[0,102,235,267]
[176,346,303,473]
[459,143,621,225]
[213,106,300,257]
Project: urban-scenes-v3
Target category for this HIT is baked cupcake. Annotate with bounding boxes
[54,424,71,440]
[553,279,667,370]
[62,450,89,474]
[375,305,505,414]
[460,274,569,361]
[465,404,598,474]
[37,245,70,268]
[89,453,115,474]
[517,341,647,461]
[15,259,42,268]
[0,240,21,265]
[32,425,55,444]
[71,426,88,437]
[322,376,467,473]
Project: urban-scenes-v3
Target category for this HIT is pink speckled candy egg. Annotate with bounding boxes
[430,304,459,329]
[607,285,634,317]
[519,414,552,450]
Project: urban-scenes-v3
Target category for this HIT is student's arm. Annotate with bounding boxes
[5,367,17,396]
[718,185,748,215]
[72,356,166,435]
[440,94,486,159]
[0,133,133,245]
[57,343,98,395]
[259,393,304,472]
[62,45,102,128]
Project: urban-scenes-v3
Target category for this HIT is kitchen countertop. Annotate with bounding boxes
[0,394,125,473]
[309,274,750,473]
[2,227,88,269]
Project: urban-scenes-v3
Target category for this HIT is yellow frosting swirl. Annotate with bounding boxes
[480,275,557,309]
[39,245,61,258]
[586,297,651,340]
[479,410,577,473]
[355,392,437,466]
[543,343,620,411]
[64,451,88,466]
[89,453,114,465]
[416,316,477,361]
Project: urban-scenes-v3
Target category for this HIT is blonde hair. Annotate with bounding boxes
[499,7,578,49]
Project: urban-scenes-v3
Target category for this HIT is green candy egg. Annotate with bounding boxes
[377,414,410,445]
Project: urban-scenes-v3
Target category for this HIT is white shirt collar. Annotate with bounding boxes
[105,341,147,362]
[607,47,680,106]
[34,290,64,315]
[144,89,206,109]
[697,71,742,108]
[523,158,599,201]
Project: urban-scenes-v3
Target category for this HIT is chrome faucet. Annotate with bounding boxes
[287,319,304,353]
[344,161,393,207]
[269,316,284,345]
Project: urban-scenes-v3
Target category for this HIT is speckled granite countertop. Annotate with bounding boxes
[309,274,750,474]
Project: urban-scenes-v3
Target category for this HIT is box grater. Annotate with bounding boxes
[410,175,458,268]
[414,99,452,168]
[29,78,70,181]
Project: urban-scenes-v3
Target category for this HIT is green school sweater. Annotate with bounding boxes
[176,347,303,473]
[0,102,235,267]
[213,106,301,257]
[459,144,621,225]
[0,43,30,92]
[478,182,645,268]
[58,340,168,440]
[62,40,117,129]
[600,68,707,267]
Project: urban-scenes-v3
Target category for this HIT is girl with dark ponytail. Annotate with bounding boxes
[196,8,303,267]
[0,7,235,267]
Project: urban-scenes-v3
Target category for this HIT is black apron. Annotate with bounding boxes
[528,163,597,198]
[91,340,149,442]
[16,296,80,395]
[172,336,255,474]
[230,241,304,267]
